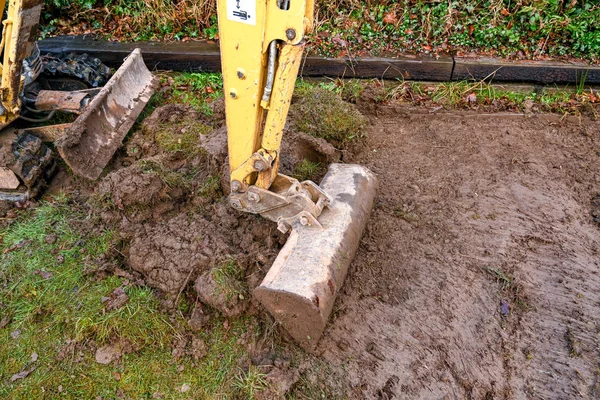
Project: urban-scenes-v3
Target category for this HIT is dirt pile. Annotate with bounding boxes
[93,104,292,305]
[124,212,230,294]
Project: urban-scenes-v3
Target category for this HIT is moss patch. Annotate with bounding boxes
[290,86,368,148]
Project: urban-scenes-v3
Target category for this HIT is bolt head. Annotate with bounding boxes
[248,192,260,202]
[286,29,296,40]
[231,180,242,192]
[253,160,267,171]
[299,216,308,226]
[230,91,237,99]
[230,199,242,209]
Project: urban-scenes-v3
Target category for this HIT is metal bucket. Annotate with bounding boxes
[254,163,377,350]
[56,48,158,180]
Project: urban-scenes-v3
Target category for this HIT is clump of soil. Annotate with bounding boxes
[290,86,368,148]
[194,259,248,317]
[96,163,167,209]
[126,104,214,161]
[123,212,231,294]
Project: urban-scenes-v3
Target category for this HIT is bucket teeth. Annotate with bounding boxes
[254,163,377,350]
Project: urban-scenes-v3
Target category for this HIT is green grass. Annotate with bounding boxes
[292,159,323,182]
[0,196,270,399]
[170,72,224,115]
[211,258,248,303]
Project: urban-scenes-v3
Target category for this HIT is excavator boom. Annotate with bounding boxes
[218,0,377,349]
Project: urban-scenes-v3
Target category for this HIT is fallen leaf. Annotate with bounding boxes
[465,92,477,103]
[383,12,398,24]
[500,8,510,16]
[30,352,38,362]
[10,329,21,339]
[10,366,36,382]
[106,286,129,311]
[44,234,57,245]
[34,270,53,280]
[4,239,31,254]
[500,299,510,316]
[180,383,191,393]
[0,315,11,329]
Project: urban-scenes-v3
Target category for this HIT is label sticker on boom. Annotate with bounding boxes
[227,0,256,25]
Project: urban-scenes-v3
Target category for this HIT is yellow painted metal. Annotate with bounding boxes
[260,44,303,153]
[0,0,43,129]
[219,0,315,190]
[218,0,268,183]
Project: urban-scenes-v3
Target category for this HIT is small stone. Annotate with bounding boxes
[44,234,57,245]
[337,338,349,351]
[180,383,191,393]
[30,352,38,362]
[10,329,21,339]
[95,344,121,365]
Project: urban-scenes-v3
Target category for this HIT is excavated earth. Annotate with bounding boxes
[319,105,600,399]
[85,100,600,398]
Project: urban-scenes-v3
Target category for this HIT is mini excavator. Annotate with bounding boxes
[218,0,377,349]
[0,0,157,200]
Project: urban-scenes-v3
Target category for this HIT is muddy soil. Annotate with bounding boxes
[317,106,600,399]
[92,104,342,311]
[75,98,600,398]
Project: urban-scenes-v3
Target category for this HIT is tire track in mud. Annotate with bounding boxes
[316,108,600,399]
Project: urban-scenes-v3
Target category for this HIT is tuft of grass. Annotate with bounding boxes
[211,258,248,303]
[138,158,198,190]
[196,175,222,200]
[233,365,268,399]
[481,265,530,314]
[339,79,365,103]
[170,72,223,115]
[290,84,368,147]
[380,78,598,115]
[292,159,323,182]
[153,120,212,156]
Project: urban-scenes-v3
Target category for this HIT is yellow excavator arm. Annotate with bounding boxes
[0,0,43,129]
[218,0,333,233]
[218,0,378,350]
